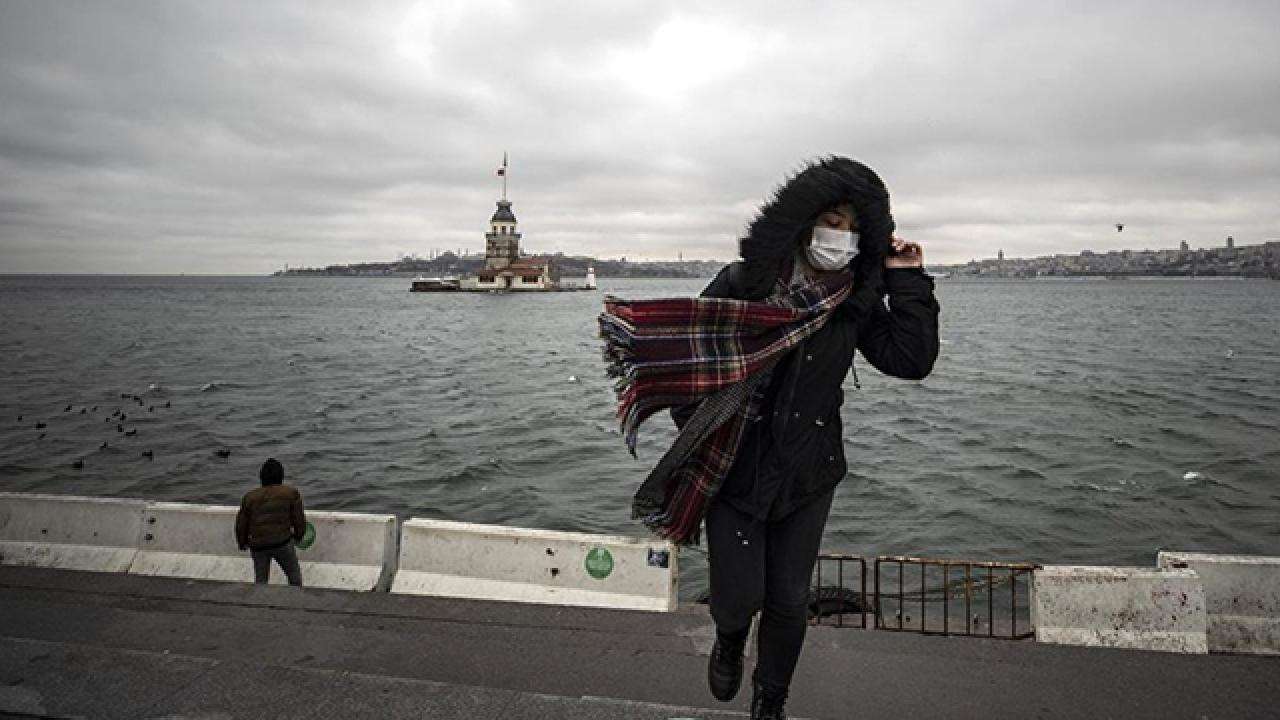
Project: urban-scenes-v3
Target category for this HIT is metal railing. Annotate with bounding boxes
[811,553,1039,639]
[874,556,1038,639]
[809,553,869,628]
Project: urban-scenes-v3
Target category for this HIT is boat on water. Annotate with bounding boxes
[409,276,461,292]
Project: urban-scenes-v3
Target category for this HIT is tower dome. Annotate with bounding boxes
[491,200,517,224]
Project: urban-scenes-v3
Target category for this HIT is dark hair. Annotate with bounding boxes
[259,457,284,486]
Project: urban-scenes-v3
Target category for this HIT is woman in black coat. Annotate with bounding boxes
[689,157,940,718]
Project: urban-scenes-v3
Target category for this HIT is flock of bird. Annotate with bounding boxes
[17,392,232,469]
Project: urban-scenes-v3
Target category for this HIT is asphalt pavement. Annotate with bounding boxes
[1,566,1277,719]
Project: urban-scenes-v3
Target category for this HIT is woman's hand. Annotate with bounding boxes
[885,236,924,269]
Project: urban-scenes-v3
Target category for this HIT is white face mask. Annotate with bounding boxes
[805,226,860,271]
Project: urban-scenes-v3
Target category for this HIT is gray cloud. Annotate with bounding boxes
[2,0,1278,273]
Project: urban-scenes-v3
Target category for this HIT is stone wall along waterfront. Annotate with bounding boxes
[0,492,146,572]
[128,502,396,590]
[1031,565,1208,653]
[392,518,678,612]
[1158,551,1280,655]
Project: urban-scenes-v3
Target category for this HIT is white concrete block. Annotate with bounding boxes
[1031,565,1208,654]
[1158,551,1280,655]
[0,493,145,573]
[130,502,396,591]
[392,518,678,612]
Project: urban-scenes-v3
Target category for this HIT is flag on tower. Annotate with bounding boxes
[496,153,508,176]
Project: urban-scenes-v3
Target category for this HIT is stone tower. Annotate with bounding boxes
[484,199,521,270]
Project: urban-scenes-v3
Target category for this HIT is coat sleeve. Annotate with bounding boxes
[291,489,307,542]
[699,264,737,299]
[670,264,737,429]
[855,268,940,380]
[235,495,251,549]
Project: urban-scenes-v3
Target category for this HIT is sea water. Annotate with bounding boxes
[2,275,1278,599]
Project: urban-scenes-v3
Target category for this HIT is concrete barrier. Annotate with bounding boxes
[1158,551,1280,655]
[392,518,678,612]
[129,502,397,591]
[0,493,145,573]
[1031,565,1208,653]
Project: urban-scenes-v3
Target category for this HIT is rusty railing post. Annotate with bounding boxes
[943,563,950,635]
[987,567,994,638]
[874,557,882,630]
[964,564,972,635]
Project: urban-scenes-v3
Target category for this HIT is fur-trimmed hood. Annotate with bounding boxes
[735,156,894,300]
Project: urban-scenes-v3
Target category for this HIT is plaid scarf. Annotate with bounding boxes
[598,272,852,544]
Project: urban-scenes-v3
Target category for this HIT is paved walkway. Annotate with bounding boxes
[1,566,1277,719]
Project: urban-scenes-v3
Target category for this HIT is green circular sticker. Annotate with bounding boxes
[584,547,614,579]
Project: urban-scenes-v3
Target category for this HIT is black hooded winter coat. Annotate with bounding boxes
[676,157,940,522]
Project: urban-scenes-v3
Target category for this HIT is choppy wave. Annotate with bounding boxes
[2,275,1279,599]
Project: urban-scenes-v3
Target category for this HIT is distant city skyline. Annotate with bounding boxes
[2,2,1279,274]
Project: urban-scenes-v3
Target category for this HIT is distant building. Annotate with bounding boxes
[1180,240,1190,252]
[1227,236,1235,249]
[472,163,558,291]
[405,156,597,292]
[483,199,520,269]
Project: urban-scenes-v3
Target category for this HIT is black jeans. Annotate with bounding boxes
[705,488,834,691]
[251,542,303,586]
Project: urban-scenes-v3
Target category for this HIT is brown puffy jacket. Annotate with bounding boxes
[235,484,306,550]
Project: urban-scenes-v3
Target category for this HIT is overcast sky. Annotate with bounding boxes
[2,1,1278,274]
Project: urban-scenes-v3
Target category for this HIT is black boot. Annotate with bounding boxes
[749,678,788,720]
[707,628,747,702]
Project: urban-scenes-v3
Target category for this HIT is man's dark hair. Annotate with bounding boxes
[259,457,284,486]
